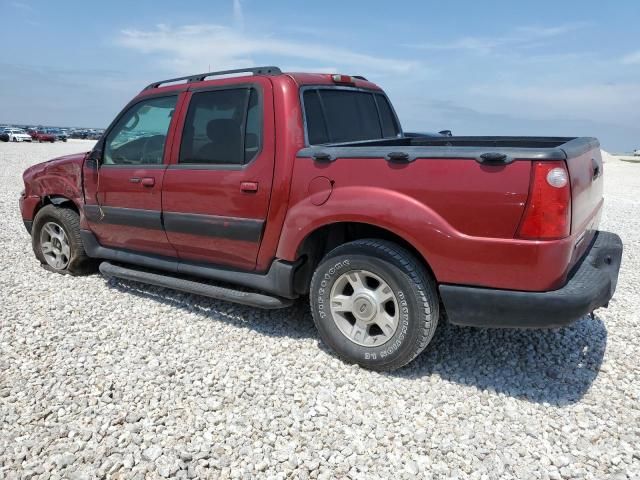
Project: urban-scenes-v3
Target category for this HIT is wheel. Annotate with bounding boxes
[12,136,17,142]
[31,205,96,275]
[310,239,439,371]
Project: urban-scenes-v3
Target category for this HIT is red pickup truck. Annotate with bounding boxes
[19,66,623,371]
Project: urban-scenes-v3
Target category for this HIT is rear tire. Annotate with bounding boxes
[310,239,439,371]
[31,205,96,275]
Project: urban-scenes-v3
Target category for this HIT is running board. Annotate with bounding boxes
[99,262,293,310]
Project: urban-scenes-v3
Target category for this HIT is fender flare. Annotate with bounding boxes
[275,186,457,275]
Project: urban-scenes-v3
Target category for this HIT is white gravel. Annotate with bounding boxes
[1,141,639,479]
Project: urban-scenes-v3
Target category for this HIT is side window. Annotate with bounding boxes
[375,94,400,138]
[103,96,177,165]
[179,87,261,165]
[303,90,329,145]
[244,89,261,163]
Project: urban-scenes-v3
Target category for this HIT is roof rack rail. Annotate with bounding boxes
[352,75,368,81]
[143,66,282,90]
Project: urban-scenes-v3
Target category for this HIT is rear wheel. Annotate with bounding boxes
[32,205,96,275]
[310,239,439,371]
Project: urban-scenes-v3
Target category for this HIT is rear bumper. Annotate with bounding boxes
[439,231,623,328]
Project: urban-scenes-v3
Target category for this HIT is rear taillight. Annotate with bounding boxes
[516,161,571,240]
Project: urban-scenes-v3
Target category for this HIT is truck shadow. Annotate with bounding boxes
[106,278,318,339]
[106,278,606,407]
[392,315,608,406]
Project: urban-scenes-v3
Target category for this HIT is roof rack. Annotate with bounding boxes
[143,66,282,90]
[352,75,368,81]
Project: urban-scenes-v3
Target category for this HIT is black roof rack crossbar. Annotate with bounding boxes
[143,66,282,90]
[352,75,368,81]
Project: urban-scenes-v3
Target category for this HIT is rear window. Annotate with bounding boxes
[303,88,400,145]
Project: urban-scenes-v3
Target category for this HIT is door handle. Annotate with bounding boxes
[141,177,155,187]
[240,181,258,192]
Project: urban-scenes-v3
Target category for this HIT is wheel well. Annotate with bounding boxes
[36,196,79,216]
[292,222,434,295]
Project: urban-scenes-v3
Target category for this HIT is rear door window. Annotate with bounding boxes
[179,87,261,165]
[302,88,400,145]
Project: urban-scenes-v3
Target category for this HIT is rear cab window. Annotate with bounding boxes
[302,88,400,145]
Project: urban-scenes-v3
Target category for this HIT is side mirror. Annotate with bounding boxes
[439,130,453,137]
[87,147,103,168]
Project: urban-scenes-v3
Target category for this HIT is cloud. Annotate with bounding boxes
[621,50,640,65]
[404,22,588,55]
[232,0,244,31]
[116,23,421,75]
[466,82,640,125]
[10,1,34,12]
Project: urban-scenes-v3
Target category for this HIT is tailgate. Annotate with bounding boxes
[564,141,604,251]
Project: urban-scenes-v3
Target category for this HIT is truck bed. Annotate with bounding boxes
[298,136,599,163]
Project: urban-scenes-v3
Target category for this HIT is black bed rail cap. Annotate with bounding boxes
[143,66,282,90]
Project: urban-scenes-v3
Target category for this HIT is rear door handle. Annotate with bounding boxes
[240,181,258,192]
[141,177,155,187]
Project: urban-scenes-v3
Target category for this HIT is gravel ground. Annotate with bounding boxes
[1,141,639,480]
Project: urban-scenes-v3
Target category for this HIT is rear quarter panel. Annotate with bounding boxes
[275,156,576,291]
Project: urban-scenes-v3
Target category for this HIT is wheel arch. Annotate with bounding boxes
[291,221,437,295]
[33,195,80,219]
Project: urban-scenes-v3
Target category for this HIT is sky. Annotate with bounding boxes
[1,0,639,151]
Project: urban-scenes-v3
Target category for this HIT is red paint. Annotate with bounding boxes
[29,130,56,142]
[19,71,604,293]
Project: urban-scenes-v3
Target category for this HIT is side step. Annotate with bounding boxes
[99,262,293,310]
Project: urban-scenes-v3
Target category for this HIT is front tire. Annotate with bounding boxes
[310,239,439,371]
[32,205,95,275]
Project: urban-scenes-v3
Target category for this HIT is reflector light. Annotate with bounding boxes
[546,168,569,188]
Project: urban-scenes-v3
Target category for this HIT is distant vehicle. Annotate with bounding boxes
[47,128,68,142]
[29,129,56,143]
[634,149,640,156]
[2,128,32,142]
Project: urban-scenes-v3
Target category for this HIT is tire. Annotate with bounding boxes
[12,137,17,142]
[310,239,439,371]
[31,205,96,275]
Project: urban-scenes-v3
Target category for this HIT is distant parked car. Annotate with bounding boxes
[29,130,56,143]
[3,128,33,142]
[634,149,640,156]
[47,128,68,142]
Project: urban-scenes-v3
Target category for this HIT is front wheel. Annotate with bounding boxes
[32,205,96,275]
[310,239,439,371]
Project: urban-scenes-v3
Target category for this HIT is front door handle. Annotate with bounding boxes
[141,177,155,187]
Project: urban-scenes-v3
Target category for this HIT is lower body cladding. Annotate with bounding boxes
[439,231,623,328]
[80,230,300,308]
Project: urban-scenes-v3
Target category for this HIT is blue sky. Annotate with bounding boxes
[1,0,639,151]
